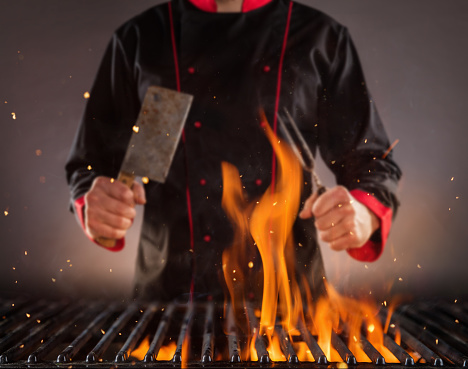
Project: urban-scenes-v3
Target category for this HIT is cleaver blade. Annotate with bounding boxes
[96,86,193,247]
[119,85,193,185]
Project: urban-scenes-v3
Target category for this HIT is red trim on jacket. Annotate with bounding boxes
[74,196,125,252]
[187,0,273,13]
[347,189,393,262]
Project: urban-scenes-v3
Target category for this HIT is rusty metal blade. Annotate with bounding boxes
[120,86,193,183]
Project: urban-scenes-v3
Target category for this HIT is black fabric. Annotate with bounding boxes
[65,0,401,302]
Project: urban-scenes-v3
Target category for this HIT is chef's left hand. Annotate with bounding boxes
[298,185,379,251]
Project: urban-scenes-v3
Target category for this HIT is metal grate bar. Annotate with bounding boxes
[86,303,138,363]
[27,305,92,363]
[383,333,415,366]
[172,303,194,363]
[201,302,215,363]
[0,302,82,364]
[115,303,158,362]
[359,335,386,365]
[395,310,467,367]
[0,301,63,355]
[226,304,241,363]
[245,305,270,364]
[144,304,175,362]
[57,303,117,363]
[275,325,298,363]
[297,319,327,364]
[332,331,357,365]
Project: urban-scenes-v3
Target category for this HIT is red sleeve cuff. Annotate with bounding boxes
[346,189,393,262]
[74,196,125,252]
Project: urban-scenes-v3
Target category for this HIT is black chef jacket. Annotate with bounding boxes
[66,0,401,302]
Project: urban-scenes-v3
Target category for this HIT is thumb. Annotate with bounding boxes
[299,192,318,219]
[132,181,147,205]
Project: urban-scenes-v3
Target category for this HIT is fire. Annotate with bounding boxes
[130,336,177,361]
[221,111,401,363]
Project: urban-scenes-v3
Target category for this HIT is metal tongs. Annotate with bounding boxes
[277,108,326,196]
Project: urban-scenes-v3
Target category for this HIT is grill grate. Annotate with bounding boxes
[0,299,467,368]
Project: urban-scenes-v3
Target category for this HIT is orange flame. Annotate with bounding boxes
[130,337,177,361]
[221,111,401,363]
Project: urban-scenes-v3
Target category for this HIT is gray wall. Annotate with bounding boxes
[1,0,467,301]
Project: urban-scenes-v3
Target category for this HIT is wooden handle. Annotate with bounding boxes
[95,171,136,248]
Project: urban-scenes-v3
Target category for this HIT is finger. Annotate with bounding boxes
[298,192,318,219]
[314,202,355,231]
[328,231,360,251]
[85,191,136,219]
[93,176,135,206]
[317,219,351,244]
[311,185,351,218]
[132,181,147,205]
[86,219,128,240]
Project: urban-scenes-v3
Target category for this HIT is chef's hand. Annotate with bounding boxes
[84,176,146,241]
[298,185,379,251]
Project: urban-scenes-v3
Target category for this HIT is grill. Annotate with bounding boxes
[1,298,467,368]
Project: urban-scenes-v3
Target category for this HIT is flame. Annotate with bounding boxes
[130,337,177,361]
[181,334,190,368]
[221,110,402,363]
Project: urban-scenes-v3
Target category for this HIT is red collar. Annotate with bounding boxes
[187,0,273,13]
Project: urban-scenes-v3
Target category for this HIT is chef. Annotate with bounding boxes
[66,0,401,301]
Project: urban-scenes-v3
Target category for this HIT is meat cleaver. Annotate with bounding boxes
[96,86,193,247]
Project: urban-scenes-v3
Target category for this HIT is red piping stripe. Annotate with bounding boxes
[271,1,293,193]
[168,2,196,300]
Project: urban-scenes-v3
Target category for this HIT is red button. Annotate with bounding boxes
[199,178,206,186]
[263,65,271,73]
[194,121,202,129]
[203,235,211,242]
[188,67,195,74]
[255,179,262,186]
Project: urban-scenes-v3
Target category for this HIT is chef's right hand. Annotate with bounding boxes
[84,176,146,240]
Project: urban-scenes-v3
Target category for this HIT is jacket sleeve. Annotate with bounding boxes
[317,26,402,261]
[65,26,140,249]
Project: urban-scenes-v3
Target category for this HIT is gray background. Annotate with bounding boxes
[1,0,467,302]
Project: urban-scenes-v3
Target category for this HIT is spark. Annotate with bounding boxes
[51,278,56,282]
[364,265,368,269]
[298,242,303,247]
[83,91,90,99]
[26,313,31,318]
[35,149,42,156]
[67,259,71,263]
[248,261,254,268]
[101,329,106,335]
[142,177,149,184]
[455,319,460,324]
[382,139,400,159]
[273,201,278,206]
[364,139,368,143]
[435,339,439,345]
[451,177,454,181]
[12,267,15,270]
[383,301,387,306]
[398,277,403,281]
[4,210,8,216]
[166,133,170,136]
[39,176,46,183]
[109,269,112,273]
[455,299,458,303]
[24,251,28,256]
[132,125,140,133]
[19,344,24,349]
[394,258,397,262]
[36,319,41,324]
[87,165,92,170]
[110,178,115,183]
[11,112,16,120]
[368,324,375,333]
[390,324,395,328]
[417,264,422,269]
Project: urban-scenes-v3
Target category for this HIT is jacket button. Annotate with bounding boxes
[199,178,206,186]
[188,67,195,74]
[263,65,271,73]
[203,234,211,242]
[255,179,262,186]
[194,121,202,129]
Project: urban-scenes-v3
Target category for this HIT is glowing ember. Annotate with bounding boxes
[35,149,42,156]
[83,92,90,99]
[4,210,8,216]
[142,176,149,184]
[382,139,399,159]
[51,278,56,282]
[133,125,140,133]
[11,112,16,120]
